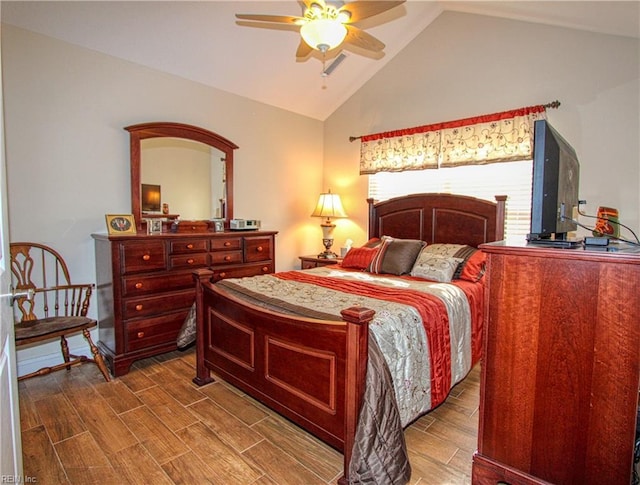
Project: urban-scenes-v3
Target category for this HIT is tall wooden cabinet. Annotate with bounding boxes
[473,241,640,484]
[93,231,277,376]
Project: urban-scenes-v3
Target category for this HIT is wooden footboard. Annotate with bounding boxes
[192,269,374,482]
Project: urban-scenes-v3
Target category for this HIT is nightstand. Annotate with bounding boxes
[299,255,343,270]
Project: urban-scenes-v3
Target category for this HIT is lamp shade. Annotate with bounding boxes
[311,190,348,221]
[300,19,348,52]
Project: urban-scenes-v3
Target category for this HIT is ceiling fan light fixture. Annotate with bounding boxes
[300,19,348,52]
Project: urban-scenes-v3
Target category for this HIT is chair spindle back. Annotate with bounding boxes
[9,243,90,322]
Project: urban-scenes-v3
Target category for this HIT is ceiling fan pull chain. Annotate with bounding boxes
[321,54,328,90]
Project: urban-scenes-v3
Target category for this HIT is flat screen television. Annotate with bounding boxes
[141,184,161,212]
[527,120,582,248]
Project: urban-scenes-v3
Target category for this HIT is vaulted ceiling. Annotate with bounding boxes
[2,1,638,120]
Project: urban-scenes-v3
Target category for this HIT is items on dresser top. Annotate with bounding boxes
[230,219,261,230]
[92,231,277,376]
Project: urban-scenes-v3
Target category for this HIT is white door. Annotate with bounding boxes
[0,19,24,480]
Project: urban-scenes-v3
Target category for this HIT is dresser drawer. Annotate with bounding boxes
[123,290,195,319]
[125,310,189,352]
[170,239,208,254]
[210,262,274,282]
[177,221,210,233]
[210,251,243,266]
[244,236,273,263]
[211,237,242,251]
[121,241,167,274]
[123,271,195,297]
[169,253,209,270]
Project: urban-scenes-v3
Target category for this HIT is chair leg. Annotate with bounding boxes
[82,329,111,382]
[60,336,71,371]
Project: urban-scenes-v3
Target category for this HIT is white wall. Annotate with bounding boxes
[1,25,325,372]
[324,11,640,247]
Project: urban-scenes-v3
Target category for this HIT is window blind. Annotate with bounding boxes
[368,160,532,240]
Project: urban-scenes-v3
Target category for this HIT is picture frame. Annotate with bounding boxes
[146,219,163,235]
[105,214,137,236]
[212,219,225,233]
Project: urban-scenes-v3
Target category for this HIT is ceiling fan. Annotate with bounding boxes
[235,0,406,61]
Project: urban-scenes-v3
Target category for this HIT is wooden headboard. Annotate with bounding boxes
[368,193,506,247]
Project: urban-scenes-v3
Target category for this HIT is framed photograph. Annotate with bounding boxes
[106,214,137,235]
[212,219,225,233]
[146,219,163,235]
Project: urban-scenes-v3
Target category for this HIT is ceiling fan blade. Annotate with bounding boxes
[344,25,385,52]
[235,14,305,25]
[295,38,314,59]
[341,1,406,24]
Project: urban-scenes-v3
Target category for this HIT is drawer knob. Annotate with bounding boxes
[224,241,231,247]
[137,332,145,339]
[135,304,143,311]
[142,254,151,261]
[219,272,226,278]
[262,266,269,273]
[135,282,143,289]
[256,246,263,252]
[224,256,231,261]
[187,258,195,264]
[186,243,194,249]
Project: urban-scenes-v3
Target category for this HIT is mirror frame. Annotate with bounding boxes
[126,122,238,232]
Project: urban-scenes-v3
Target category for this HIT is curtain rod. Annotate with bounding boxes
[348,100,561,142]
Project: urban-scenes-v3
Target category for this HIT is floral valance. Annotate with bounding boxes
[359,105,548,175]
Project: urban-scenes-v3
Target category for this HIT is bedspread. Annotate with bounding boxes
[219,266,479,424]
[215,266,483,484]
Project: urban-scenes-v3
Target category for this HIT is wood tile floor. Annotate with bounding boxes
[18,348,480,484]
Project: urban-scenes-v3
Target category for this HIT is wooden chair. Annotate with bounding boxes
[10,242,110,381]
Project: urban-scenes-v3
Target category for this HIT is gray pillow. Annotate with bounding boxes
[370,237,426,275]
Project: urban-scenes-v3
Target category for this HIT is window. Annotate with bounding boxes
[368,160,532,240]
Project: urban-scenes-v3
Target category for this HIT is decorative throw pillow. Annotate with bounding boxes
[419,243,485,281]
[368,237,392,273]
[176,303,196,349]
[410,252,463,283]
[458,249,487,282]
[341,246,379,270]
[368,237,426,276]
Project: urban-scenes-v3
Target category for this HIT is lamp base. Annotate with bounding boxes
[317,251,338,259]
[318,237,337,259]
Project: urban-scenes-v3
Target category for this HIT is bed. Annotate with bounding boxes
[191,193,506,484]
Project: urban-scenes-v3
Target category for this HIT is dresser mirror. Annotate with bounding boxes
[126,122,237,231]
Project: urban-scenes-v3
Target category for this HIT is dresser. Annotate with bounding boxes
[93,231,277,376]
[473,241,640,485]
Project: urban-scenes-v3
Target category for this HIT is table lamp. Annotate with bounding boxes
[311,189,348,258]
